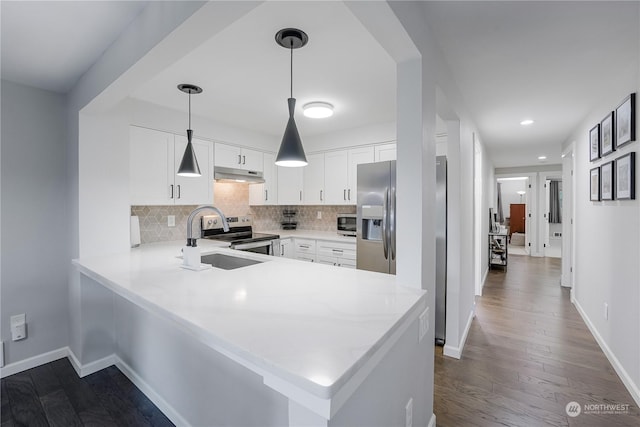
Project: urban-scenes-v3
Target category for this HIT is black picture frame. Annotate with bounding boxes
[600,161,614,201]
[615,93,636,148]
[590,167,600,201]
[589,124,600,161]
[600,111,615,156]
[615,152,635,200]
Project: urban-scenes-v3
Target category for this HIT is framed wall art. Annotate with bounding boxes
[615,152,635,200]
[600,111,615,156]
[590,167,600,201]
[589,124,600,161]
[600,161,614,200]
[615,93,635,148]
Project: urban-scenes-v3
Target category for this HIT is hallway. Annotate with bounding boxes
[434,255,640,426]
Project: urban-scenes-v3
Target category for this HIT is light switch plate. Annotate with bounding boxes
[168,215,176,227]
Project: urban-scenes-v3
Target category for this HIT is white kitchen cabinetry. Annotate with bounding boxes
[324,147,374,205]
[249,152,278,205]
[277,166,304,205]
[347,146,374,203]
[324,150,349,205]
[214,143,263,172]
[294,238,316,262]
[130,126,213,206]
[317,240,356,269]
[304,154,325,205]
[375,143,396,162]
[279,238,293,258]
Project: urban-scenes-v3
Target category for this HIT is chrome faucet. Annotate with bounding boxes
[185,205,229,247]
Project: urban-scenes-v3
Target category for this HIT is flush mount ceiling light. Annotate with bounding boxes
[177,83,203,177]
[275,28,308,167]
[520,119,534,126]
[538,155,547,161]
[303,102,334,119]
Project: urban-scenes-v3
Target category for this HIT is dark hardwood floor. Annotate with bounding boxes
[1,358,173,427]
[434,254,640,426]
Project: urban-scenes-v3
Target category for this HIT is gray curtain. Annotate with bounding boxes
[549,181,562,223]
[496,183,505,223]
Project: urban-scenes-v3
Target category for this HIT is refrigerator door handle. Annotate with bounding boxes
[390,186,396,260]
[382,187,389,260]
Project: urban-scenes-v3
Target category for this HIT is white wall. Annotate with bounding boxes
[1,80,69,366]
[127,98,279,153]
[563,83,640,405]
[304,121,396,153]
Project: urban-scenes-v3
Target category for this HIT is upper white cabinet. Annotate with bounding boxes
[249,152,278,205]
[375,143,397,162]
[215,143,263,172]
[303,153,325,205]
[323,150,348,205]
[277,166,304,205]
[323,147,374,205]
[347,146,374,203]
[130,126,213,206]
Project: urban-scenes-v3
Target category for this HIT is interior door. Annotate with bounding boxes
[509,203,526,236]
[544,179,551,255]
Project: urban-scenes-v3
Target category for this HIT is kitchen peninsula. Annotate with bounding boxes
[73,240,430,427]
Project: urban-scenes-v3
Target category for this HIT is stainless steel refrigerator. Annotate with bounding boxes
[435,156,447,345]
[356,160,396,274]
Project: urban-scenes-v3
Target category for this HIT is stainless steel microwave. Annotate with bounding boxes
[337,214,356,236]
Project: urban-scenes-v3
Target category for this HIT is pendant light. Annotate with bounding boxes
[275,28,308,167]
[177,83,203,177]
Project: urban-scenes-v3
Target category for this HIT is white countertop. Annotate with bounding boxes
[261,229,357,244]
[73,239,425,401]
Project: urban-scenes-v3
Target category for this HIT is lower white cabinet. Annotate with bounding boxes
[317,240,356,269]
[294,238,316,262]
[279,238,294,258]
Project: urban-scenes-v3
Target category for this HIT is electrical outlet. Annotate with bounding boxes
[168,215,176,227]
[405,398,413,427]
[419,307,429,342]
[11,314,27,341]
[317,211,322,219]
[604,303,608,320]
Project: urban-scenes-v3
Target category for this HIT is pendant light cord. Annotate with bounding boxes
[188,90,192,129]
[290,40,293,98]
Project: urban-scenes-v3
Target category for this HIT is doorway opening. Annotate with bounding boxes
[496,176,530,256]
[543,177,563,259]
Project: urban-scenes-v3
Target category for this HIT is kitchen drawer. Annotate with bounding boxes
[295,239,316,255]
[318,254,356,269]
[317,241,356,261]
[295,254,316,263]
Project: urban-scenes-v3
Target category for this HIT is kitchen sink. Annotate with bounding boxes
[201,253,263,270]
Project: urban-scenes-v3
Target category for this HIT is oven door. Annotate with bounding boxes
[230,239,280,256]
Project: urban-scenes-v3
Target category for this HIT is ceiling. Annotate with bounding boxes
[1,1,148,93]
[424,1,640,168]
[1,1,639,169]
[129,1,397,139]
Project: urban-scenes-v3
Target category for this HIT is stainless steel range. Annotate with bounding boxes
[201,215,280,256]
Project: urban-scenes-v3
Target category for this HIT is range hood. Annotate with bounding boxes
[214,166,264,184]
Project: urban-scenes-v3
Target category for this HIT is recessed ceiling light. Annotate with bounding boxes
[303,102,334,118]
[520,119,534,126]
[538,156,547,161]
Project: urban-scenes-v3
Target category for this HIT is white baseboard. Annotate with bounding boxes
[115,358,192,427]
[67,349,116,378]
[573,298,640,407]
[0,347,68,378]
[443,308,475,359]
[428,413,436,427]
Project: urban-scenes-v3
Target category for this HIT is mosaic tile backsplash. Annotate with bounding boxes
[132,182,356,243]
